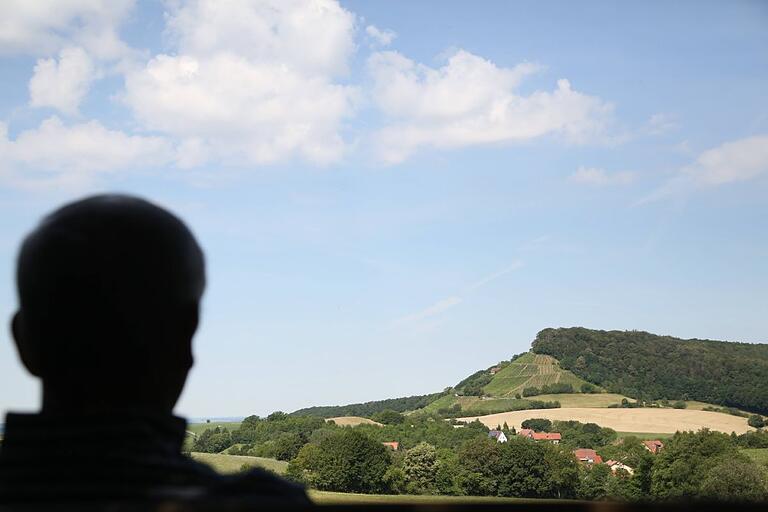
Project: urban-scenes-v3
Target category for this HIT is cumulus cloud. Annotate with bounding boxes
[646,113,678,135]
[368,50,614,163]
[0,0,134,59]
[684,134,768,185]
[122,0,359,166]
[29,47,95,114]
[365,25,396,47]
[570,166,635,186]
[0,117,172,187]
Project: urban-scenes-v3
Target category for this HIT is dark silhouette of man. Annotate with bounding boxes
[0,195,311,507]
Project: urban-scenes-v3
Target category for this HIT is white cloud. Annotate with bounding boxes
[29,47,96,115]
[165,0,355,77]
[122,0,359,166]
[570,166,635,186]
[684,134,768,185]
[368,50,614,163]
[365,25,396,47]
[646,113,678,135]
[0,117,172,187]
[0,0,134,59]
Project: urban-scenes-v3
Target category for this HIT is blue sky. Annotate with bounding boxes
[0,0,766,418]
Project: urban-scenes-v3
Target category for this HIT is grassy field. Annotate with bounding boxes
[482,353,595,397]
[309,491,561,505]
[187,421,242,435]
[326,416,383,427]
[458,407,753,434]
[190,452,288,475]
[742,448,768,466]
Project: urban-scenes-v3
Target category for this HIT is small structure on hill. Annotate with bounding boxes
[643,440,664,454]
[605,460,635,475]
[517,428,535,439]
[488,430,508,443]
[489,366,501,375]
[574,448,603,464]
[382,442,399,451]
[532,432,561,444]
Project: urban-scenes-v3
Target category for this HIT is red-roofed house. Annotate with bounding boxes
[574,448,603,464]
[382,442,399,451]
[517,428,535,439]
[532,432,561,444]
[605,460,635,475]
[643,440,664,454]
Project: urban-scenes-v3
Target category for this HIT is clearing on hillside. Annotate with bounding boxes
[458,407,753,434]
[326,416,383,427]
[482,353,594,397]
[190,452,288,474]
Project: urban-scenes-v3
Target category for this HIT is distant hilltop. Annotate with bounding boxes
[292,327,768,417]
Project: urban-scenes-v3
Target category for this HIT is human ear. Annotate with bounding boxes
[11,311,43,377]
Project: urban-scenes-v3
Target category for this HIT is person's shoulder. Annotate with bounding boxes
[206,467,312,506]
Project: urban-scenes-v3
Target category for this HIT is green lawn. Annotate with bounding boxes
[742,448,768,466]
[190,452,288,475]
[309,491,565,505]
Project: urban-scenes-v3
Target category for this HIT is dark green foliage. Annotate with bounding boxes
[291,391,447,418]
[702,405,748,417]
[522,387,540,397]
[437,399,560,418]
[521,418,552,432]
[651,429,756,500]
[288,429,390,493]
[672,400,687,409]
[551,420,616,449]
[736,430,768,448]
[457,437,579,498]
[402,442,439,494]
[532,327,768,413]
[699,460,768,501]
[578,463,612,500]
[354,415,489,451]
[581,383,598,394]
[748,414,765,429]
[371,409,405,425]
[192,426,232,453]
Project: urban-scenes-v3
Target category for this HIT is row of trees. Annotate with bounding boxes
[192,411,768,502]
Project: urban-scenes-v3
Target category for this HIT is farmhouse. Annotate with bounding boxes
[643,440,664,454]
[382,442,399,451]
[489,366,502,375]
[574,448,603,464]
[488,430,508,443]
[605,460,635,475]
[517,428,535,439]
[532,432,561,444]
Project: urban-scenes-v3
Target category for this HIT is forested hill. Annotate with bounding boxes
[290,391,446,418]
[532,327,768,414]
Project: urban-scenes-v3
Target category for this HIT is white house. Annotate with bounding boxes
[488,430,508,443]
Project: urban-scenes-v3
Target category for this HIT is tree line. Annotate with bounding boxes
[191,410,768,502]
[532,327,768,414]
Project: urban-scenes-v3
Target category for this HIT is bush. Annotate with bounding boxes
[581,383,598,394]
[748,414,766,429]
[522,387,540,397]
[521,418,552,432]
[672,401,687,409]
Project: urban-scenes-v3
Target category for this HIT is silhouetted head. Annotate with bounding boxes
[12,195,205,415]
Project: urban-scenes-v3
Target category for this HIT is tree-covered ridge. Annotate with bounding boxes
[290,391,447,418]
[531,327,768,414]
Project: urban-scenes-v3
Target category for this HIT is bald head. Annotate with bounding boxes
[12,195,206,414]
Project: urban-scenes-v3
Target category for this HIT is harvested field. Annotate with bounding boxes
[326,416,383,427]
[190,452,288,474]
[457,407,753,434]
